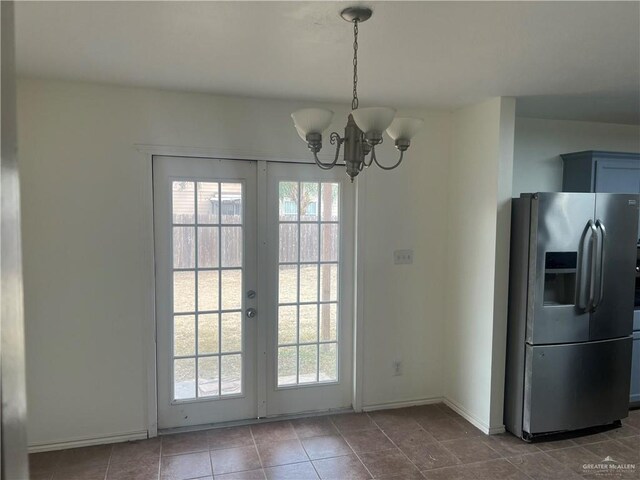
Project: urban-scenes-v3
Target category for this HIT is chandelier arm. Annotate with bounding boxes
[329,132,343,146]
[313,137,343,170]
[371,146,405,170]
[313,151,337,170]
[362,147,374,168]
[359,132,373,168]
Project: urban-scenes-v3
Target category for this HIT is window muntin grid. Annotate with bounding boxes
[171,181,244,400]
[277,181,340,387]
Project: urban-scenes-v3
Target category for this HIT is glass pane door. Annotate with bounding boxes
[154,156,257,429]
[154,158,354,428]
[266,163,354,416]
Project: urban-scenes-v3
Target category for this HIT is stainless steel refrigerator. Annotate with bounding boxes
[504,192,639,440]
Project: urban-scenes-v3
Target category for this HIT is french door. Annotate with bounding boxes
[154,157,258,429]
[266,163,354,416]
[154,156,354,429]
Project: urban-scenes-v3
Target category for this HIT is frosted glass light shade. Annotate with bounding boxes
[295,126,307,141]
[386,117,424,141]
[291,108,334,136]
[351,107,396,134]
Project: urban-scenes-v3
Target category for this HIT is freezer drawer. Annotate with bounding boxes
[523,337,632,437]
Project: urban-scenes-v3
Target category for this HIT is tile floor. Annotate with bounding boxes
[29,404,639,480]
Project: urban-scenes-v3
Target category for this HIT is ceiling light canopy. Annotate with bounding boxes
[291,6,423,182]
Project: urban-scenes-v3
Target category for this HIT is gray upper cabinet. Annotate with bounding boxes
[561,151,640,194]
[562,151,640,242]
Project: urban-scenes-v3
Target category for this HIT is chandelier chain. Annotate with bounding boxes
[352,20,359,110]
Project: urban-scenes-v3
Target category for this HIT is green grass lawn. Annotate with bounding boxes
[172,265,338,397]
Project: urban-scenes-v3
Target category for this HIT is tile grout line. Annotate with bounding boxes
[424,430,466,467]
[248,423,267,479]
[49,407,637,480]
[371,408,540,479]
[436,433,503,467]
[482,438,541,480]
[263,421,315,472]
[293,419,325,480]
[207,432,215,480]
[183,422,361,477]
[103,444,114,480]
[367,413,430,478]
[295,416,407,465]
[454,444,539,480]
[426,407,540,478]
[439,437,528,477]
[378,409,471,473]
[504,451,564,480]
[500,458,537,480]
[158,436,164,480]
[334,413,382,479]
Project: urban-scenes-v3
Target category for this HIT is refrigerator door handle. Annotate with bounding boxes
[578,220,597,311]
[592,220,606,310]
[589,222,600,312]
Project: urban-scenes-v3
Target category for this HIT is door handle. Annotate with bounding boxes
[578,220,597,311]
[592,220,606,310]
[589,221,600,312]
[246,308,257,318]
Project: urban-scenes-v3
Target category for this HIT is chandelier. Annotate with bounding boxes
[291,6,423,182]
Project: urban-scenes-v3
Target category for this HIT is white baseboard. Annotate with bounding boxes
[488,425,506,434]
[28,430,148,453]
[26,397,505,453]
[443,397,505,435]
[362,396,445,412]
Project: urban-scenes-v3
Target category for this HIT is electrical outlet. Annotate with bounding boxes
[393,360,403,376]
[393,249,413,265]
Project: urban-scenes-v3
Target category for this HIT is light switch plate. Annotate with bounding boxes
[393,249,413,265]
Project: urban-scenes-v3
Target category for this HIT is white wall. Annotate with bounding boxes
[360,112,449,408]
[17,78,450,447]
[489,99,515,429]
[444,97,515,433]
[513,117,640,195]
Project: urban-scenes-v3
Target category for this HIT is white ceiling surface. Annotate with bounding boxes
[15,1,640,124]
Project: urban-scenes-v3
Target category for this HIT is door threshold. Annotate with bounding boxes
[157,406,355,436]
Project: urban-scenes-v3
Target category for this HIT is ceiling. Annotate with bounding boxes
[15,1,640,124]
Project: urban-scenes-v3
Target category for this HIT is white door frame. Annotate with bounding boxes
[137,144,366,437]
